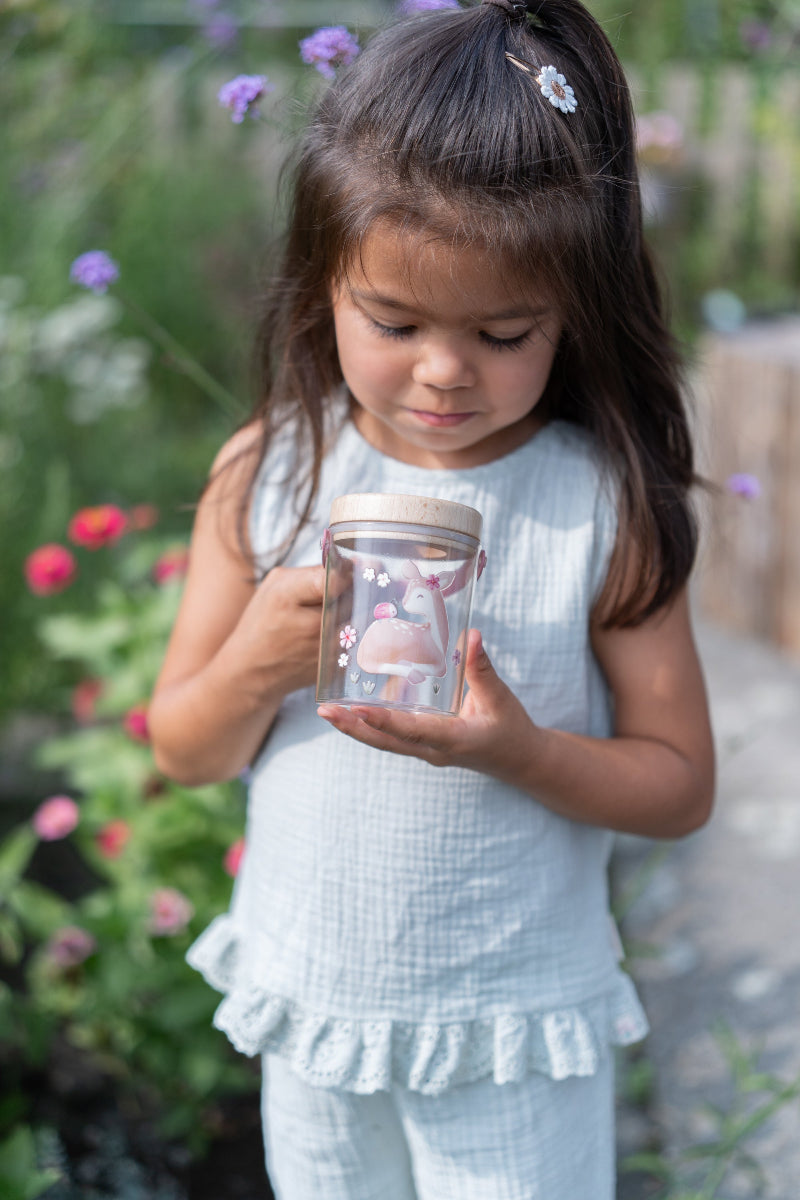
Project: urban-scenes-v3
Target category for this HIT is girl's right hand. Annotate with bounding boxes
[227,564,326,698]
[149,426,325,785]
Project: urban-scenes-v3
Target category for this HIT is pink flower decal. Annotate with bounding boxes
[68,504,128,550]
[152,546,190,584]
[424,574,441,590]
[223,837,245,878]
[339,624,358,649]
[33,796,79,841]
[45,926,97,969]
[477,549,487,579]
[95,819,131,859]
[72,677,103,724]
[726,472,761,500]
[148,887,194,936]
[25,544,77,595]
[320,527,332,567]
[123,703,150,744]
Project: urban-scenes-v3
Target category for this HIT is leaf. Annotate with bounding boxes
[0,826,36,897]
[7,881,73,940]
[0,1127,61,1200]
[38,612,132,663]
[0,911,24,964]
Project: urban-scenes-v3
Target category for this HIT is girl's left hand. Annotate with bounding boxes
[317,629,535,778]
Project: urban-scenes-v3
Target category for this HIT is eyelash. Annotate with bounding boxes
[367,319,534,354]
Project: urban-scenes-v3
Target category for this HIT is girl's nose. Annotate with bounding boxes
[412,337,475,390]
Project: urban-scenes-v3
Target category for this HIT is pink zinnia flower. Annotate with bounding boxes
[152,546,190,584]
[33,795,79,841]
[72,677,103,724]
[299,26,360,80]
[95,819,131,859]
[123,703,150,744]
[223,837,245,878]
[148,887,194,936]
[68,504,127,550]
[25,544,77,595]
[127,504,160,531]
[46,925,97,968]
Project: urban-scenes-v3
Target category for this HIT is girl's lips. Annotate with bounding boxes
[410,409,476,427]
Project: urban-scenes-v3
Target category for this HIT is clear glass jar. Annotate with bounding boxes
[317,493,485,716]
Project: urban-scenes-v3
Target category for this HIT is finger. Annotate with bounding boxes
[348,704,462,752]
[317,704,436,760]
[265,564,327,606]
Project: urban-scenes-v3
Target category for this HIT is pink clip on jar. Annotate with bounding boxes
[317,493,486,716]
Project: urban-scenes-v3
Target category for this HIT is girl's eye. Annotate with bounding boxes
[368,318,415,340]
[480,330,534,353]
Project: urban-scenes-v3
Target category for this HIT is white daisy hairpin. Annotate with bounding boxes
[505,53,578,114]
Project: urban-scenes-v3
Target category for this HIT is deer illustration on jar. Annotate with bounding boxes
[356,561,455,685]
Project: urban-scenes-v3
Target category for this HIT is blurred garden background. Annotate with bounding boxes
[1,1,798,1197]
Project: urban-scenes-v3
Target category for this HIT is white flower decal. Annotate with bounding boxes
[362,566,376,581]
[536,65,577,114]
[339,624,358,649]
[338,653,349,668]
[377,572,390,588]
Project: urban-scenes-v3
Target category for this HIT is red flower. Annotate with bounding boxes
[25,544,77,595]
[72,677,104,724]
[33,796,79,841]
[223,837,245,878]
[96,819,131,859]
[123,703,150,743]
[152,546,190,585]
[127,504,160,531]
[68,505,128,549]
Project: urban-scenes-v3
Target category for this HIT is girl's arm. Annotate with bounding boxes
[148,427,325,786]
[318,589,715,839]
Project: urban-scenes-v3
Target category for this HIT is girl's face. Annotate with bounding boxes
[331,223,562,470]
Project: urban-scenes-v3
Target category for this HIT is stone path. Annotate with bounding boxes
[615,617,800,1198]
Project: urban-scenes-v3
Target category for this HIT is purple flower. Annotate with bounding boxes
[399,0,460,11]
[203,13,238,48]
[740,20,772,52]
[726,473,761,500]
[46,926,97,969]
[299,26,360,80]
[69,250,119,294]
[218,74,272,124]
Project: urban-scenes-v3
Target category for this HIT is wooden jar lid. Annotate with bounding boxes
[329,493,482,540]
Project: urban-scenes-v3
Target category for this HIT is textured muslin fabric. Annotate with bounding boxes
[262,1049,615,1200]
[187,408,648,1099]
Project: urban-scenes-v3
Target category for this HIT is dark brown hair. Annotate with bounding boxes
[240,0,698,626]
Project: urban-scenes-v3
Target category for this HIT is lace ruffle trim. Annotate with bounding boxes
[187,916,648,1096]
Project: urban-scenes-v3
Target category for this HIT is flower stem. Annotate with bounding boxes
[121,294,242,417]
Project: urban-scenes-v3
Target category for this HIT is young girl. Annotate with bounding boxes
[149,1,715,1195]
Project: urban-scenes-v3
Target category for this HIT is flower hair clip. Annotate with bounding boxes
[505,53,578,114]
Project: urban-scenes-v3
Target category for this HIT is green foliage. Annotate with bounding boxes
[620,1025,800,1198]
[0,1127,61,1200]
[0,531,254,1153]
